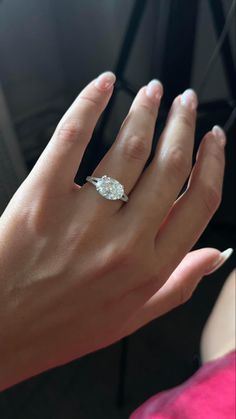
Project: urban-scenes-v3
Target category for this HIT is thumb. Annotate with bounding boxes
[124,247,233,335]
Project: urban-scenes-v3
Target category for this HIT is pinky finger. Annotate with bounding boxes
[122,247,233,336]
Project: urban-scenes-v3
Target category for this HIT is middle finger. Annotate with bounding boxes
[122,89,198,235]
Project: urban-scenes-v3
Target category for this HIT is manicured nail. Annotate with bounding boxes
[205,248,234,275]
[180,89,198,110]
[146,79,163,102]
[95,71,116,91]
[212,125,226,147]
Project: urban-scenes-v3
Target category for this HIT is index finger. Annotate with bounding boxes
[30,71,116,191]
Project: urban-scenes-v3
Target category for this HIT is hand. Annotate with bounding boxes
[0,72,226,390]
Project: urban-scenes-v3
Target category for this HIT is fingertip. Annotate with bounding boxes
[212,125,226,147]
[205,248,234,276]
[180,89,198,110]
[181,248,221,276]
[145,79,163,103]
[131,80,163,115]
[188,247,221,263]
[94,71,116,91]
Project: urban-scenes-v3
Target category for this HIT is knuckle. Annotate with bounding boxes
[176,112,193,130]
[121,134,150,162]
[57,121,87,144]
[100,234,141,273]
[103,248,133,272]
[210,147,224,167]
[115,249,134,268]
[136,103,156,118]
[98,243,131,273]
[79,94,100,108]
[22,198,47,235]
[202,183,222,214]
[145,268,161,289]
[166,146,191,179]
[113,243,137,268]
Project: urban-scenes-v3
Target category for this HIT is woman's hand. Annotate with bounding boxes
[0,72,227,390]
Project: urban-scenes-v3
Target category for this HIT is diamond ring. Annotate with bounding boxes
[86,175,128,202]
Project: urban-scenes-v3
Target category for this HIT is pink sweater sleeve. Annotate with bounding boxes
[130,350,235,419]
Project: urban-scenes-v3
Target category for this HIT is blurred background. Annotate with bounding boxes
[0,0,235,418]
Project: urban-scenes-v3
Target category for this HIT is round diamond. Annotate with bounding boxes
[96,176,124,200]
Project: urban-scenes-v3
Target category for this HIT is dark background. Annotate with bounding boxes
[0,0,235,418]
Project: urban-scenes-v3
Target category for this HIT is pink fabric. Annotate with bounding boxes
[130,350,235,419]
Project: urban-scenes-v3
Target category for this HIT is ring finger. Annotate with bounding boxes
[80,79,163,213]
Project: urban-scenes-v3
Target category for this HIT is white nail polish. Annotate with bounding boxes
[146,79,163,102]
[212,125,226,147]
[180,89,198,110]
[94,71,116,91]
[205,248,234,275]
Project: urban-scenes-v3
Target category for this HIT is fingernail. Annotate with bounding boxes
[95,71,116,91]
[146,79,163,102]
[212,125,226,147]
[180,89,198,110]
[205,248,234,275]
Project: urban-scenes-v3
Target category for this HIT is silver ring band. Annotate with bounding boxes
[86,175,128,202]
